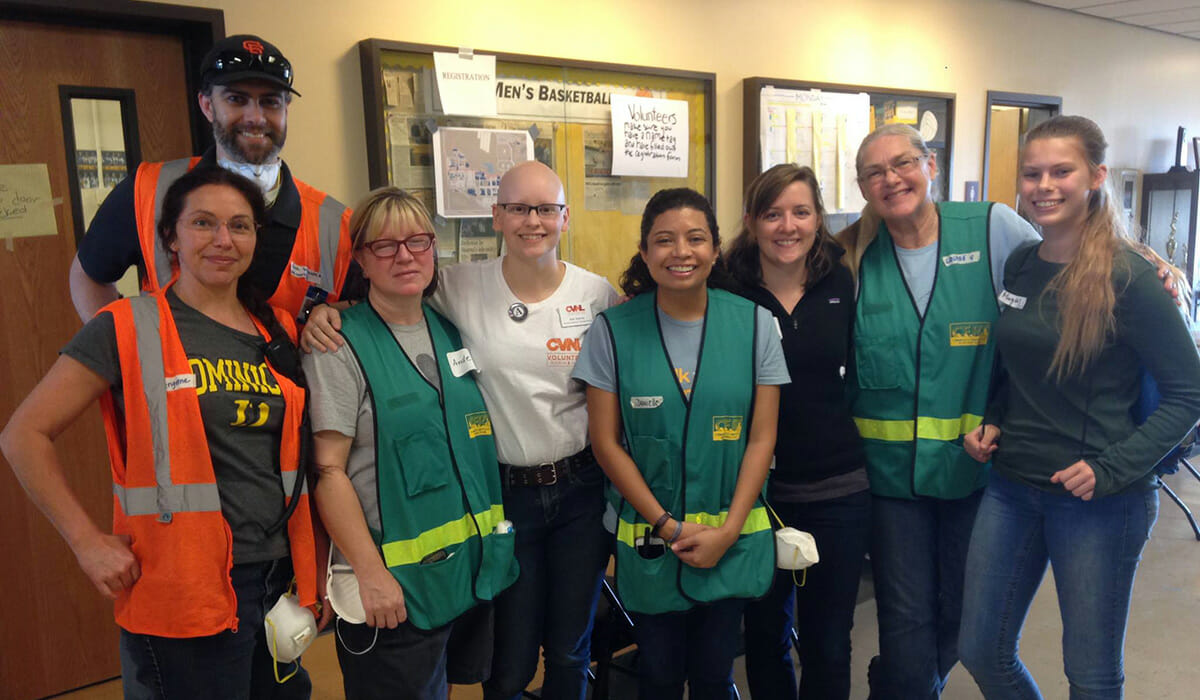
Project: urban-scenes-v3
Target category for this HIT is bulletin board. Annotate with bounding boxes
[360,39,714,286]
[743,77,955,232]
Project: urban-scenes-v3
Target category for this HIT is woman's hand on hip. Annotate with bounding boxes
[75,533,139,600]
[1051,460,1096,501]
[358,566,407,629]
[964,424,1001,463]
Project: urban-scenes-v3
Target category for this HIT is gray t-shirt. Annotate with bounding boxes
[63,291,289,564]
[572,304,790,396]
[894,203,1039,316]
[303,317,437,558]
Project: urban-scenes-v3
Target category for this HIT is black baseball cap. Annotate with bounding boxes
[199,35,300,96]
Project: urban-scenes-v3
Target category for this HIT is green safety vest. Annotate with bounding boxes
[852,201,998,499]
[339,302,518,630]
[601,290,774,615]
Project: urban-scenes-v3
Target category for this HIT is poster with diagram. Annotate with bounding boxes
[432,127,533,218]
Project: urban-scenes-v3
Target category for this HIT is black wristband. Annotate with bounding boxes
[652,511,672,537]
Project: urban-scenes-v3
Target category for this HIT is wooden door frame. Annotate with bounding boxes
[981,90,1062,200]
[1,0,224,154]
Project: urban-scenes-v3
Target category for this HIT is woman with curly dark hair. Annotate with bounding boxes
[574,187,788,699]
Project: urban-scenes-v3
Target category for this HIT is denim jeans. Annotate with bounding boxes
[631,598,745,700]
[744,489,871,700]
[482,461,609,700]
[867,490,982,700]
[335,601,493,699]
[119,558,308,700]
[959,472,1158,700]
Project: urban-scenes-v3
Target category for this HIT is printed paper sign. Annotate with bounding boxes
[610,94,688,178]
[433,51,497,117]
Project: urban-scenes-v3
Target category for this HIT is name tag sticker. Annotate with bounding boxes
[630,396,663,409]
[712,416,743,441]
[942,251,981,267]
[998,289,1027,309]
[164,374,196,392]
[447,348,478,377]
[558,303,594,328]
[289,261,323,284]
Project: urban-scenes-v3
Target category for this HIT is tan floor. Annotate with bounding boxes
[59,468,1200,699]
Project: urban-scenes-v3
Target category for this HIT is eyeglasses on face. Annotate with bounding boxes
[858,154,929,185]
[180,215,258,236]
[359,233,436,259]
[497,203,566,218]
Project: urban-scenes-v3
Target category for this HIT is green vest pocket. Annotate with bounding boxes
[475,530,519,601]
[855,335,901,390]
[392,430,451,497]
[393,539,476,630]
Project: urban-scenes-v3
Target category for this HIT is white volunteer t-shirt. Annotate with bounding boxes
[430,258,620,466]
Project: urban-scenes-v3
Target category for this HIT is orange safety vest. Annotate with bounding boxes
[99,289,318,637]
[133,157,354,317]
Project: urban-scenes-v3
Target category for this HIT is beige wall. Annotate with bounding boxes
[164,0,1200,232]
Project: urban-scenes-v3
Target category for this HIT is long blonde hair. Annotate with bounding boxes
[1026,116,1176,381]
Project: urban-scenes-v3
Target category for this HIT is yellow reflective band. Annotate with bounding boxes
[917,414,982,441]
[615,506,770,547]
[854,417,914,442]
[380,504,505,567]
[855,414,983,442]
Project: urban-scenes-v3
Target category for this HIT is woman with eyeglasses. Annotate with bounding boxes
[836,124,1040,699]
[302,186,519,699]
[1,166,324,700]
[574,187,788,700]
[726,164,869,700]
[957,115,1200,699]
[303,161,618,700]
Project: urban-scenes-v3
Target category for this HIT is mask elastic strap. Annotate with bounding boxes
[335,617,380,656]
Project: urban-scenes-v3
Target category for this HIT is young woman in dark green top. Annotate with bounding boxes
[959,115,1200,699]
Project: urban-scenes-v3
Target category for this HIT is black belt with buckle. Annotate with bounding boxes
[500,446,596,487]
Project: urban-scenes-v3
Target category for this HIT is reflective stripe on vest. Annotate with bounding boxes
[149,159,194,289]
[315,194,345,294]
[853,413,984,443]
[381,504,506,567]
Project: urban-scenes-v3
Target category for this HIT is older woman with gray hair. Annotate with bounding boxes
[837,124,1038,699]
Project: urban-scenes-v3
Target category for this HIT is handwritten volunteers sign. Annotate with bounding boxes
[610,95,688,178]
[0,164,57,245]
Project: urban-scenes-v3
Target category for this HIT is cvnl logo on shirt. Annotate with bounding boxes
[546,336,583,367]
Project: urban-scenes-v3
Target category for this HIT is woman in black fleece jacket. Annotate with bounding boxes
[728,163,868,700]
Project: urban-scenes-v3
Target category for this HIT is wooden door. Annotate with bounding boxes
[0,19,193,699]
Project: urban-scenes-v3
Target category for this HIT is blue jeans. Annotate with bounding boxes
[334,601,493,699]
[482,462,609,700]
[744,489,871,700]
[631,598,745,700]
[959,472,1158,700]
[119,558,308,700]
[867,490,982,700]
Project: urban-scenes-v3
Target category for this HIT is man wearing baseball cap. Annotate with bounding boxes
[69,34,359,322]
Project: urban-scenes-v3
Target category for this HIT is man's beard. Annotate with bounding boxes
[213,119,285,165]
